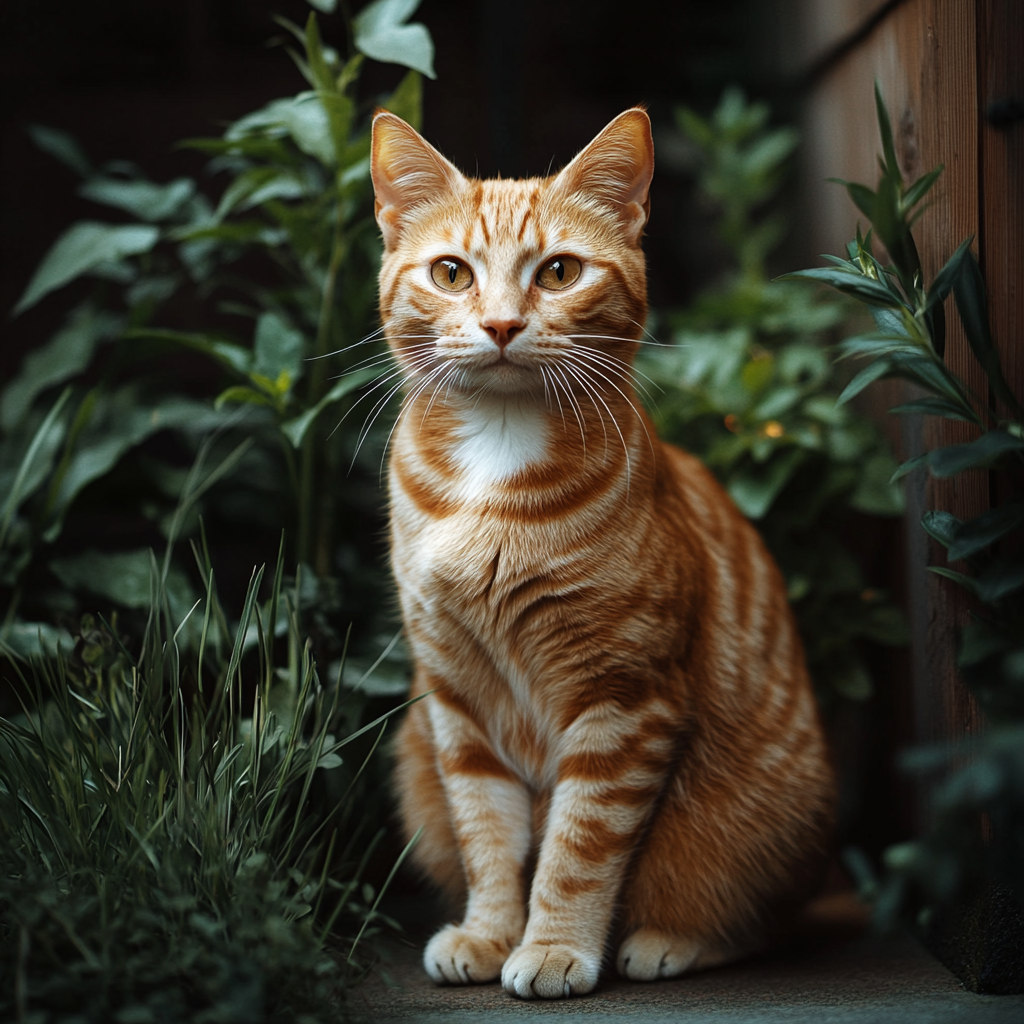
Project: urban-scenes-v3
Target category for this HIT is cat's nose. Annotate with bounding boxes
[482,317,526,350]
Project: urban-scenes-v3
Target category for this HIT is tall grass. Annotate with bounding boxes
[0,440,416,1023]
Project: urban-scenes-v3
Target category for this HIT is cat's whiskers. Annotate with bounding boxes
[565,331,672,348]
[549,364,588,456]
[567,343,661,398]
[560,362,611,458]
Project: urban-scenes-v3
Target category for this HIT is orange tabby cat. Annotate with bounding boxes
[371,106,835,999]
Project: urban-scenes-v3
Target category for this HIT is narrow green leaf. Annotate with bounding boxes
[215,386,275,410]
[889,397,978,423]
[382,70,423,132]
[927,430,1024,478]
[281,366,379,448]
[777,267,901,307]
[890,453,928,482]
[304,12,335,95]
[925,236,973,312]
[27,124,93,177]
[874,83,903,188]
[836,359,891,405]
[975,556,1024,603]
[902,165,943,211]
[845,181,877,220]
[123,329,253,376]
[926,566,978,595]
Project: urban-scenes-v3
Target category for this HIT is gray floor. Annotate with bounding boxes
[354,896,1024,1023]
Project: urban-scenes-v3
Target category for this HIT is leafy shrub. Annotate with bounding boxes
[0,441,418,1022]
[785,86,1024,927]
[641,89,908,708]
[1,1,432,690]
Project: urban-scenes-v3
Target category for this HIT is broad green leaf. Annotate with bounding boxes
[123,329,253,376]
[777,267,901,307]
[753,385,801,420]
[14,222,160,316]
[79,177,195,222]
[306,0,337,11]
[921,509,961,549]
[281,366,379,448]
[927,430,1024,477]
[228,94,335,166]
[27,124,93,177]
[952,250,1021,415]
[50,548,193,612]
[726,448,805,519]
[215,168,306,220]
[974,556,1024,603]
[253,313,304,384]
[948,502,1024,561]
[354,0,436,79]
[1,305,122,431]
[849,453,904,516]
[836,358,891,405]
[889,397,977,423]
[0,621,75,659]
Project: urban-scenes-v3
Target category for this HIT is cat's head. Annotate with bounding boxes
[370,108,653,403]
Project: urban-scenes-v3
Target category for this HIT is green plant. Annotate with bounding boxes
[783,86,1024,926]
[641,89,908,709]
[2,0,431,685]
[0,441,419,1023]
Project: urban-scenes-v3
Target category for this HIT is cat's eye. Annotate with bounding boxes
[535,255,582,291]
[431,258,474,292]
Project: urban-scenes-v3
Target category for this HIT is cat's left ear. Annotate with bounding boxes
[551,107,654,244]
[371,110,468,251]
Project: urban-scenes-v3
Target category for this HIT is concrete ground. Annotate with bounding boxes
[354,894,1024,1023]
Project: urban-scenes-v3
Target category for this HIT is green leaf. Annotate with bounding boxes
[925,236,973,312]
[50,548,193,612]
[228,94,335,166]
[78,177,196,222]
[306,0,337,11]
[874,83,902,188]
[304,12,336,95]
[901,166,942,211]
[927,430,1024,477]
[215,386,275,410]
[849,453,905,516]
[832,657,873,700]
[383,70,423,131]
[891,453,928,482]
[281,367,379,448]
[778,267,901,307]
[886,352,971,409]
[974,556,1024,603]
[123,329,253,376]
[354,0,436,79]
[0,621,75,659]
[927,566,978,595]
[948,502,1024,561]
[1,305,122,431]
[921,510,961,549]
[27,124,93,177]
[726,448,805,520]
[845,181,877,221]
[253,313,304,384]
[215,168,306,220]
[889,397,977,423]
[952,250,1022,415]
[836,335,920,360]
[14,222,160,316]
[836,359,892,405]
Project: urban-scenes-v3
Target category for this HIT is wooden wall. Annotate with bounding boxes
[796,0,1023,818]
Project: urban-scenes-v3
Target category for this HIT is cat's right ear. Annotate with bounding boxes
[371,111,467,250]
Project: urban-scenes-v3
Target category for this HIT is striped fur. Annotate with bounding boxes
[372,108,835,999]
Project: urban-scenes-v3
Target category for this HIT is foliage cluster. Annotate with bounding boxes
[0,442,418,1023]
[641,89,908,709]
[784,87,1024,925]
[1,0,429,696]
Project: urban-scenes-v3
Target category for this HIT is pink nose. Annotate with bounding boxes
[482,318,526,350]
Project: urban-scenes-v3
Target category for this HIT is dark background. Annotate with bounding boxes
[0,0,802,384]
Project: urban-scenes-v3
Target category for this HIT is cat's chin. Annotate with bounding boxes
[453,362,548,400]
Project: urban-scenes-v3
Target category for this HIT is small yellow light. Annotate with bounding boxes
[763,421,784,438]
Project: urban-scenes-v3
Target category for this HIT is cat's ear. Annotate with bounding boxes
[551,107,654,244]
[371,111,467,250]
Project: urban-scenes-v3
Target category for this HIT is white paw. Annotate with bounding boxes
[423,924,509,984]
[501,942,600,999]
[616,929,702,980]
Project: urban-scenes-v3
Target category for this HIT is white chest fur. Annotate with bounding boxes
[449,398,548,500]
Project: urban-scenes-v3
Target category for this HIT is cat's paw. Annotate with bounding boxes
[501,942,600,999]
[616,929,703,980]
[423,924,510,985]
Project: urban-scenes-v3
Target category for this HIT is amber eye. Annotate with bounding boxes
[431,258,474,292]
[536,255,582,291]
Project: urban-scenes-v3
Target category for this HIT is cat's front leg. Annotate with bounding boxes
[502,697,677,999]
[424,689,532,985]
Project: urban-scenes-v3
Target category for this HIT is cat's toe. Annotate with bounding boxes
[616,929,702,980]
[501,942,599,999]
[423,924,510,985]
